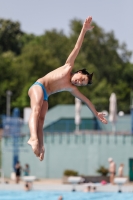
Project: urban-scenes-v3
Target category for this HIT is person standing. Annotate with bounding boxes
[23,164,30,176]
[108,158,116,184]
[15,161,22,184]
[118,163,124,177]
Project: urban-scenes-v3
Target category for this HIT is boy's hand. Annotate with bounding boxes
[97,112,108,124]
[83,16,94,31]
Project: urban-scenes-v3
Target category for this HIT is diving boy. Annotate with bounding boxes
[28,16,107,161]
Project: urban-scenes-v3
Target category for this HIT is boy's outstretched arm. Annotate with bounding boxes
[65,16,94,68]
[70,87,108,124]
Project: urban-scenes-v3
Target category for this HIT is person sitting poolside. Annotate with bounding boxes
[24,182,31,191]
[83,185,97,193]
[83,185,91,192]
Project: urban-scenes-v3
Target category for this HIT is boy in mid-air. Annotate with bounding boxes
[28,16,107,161]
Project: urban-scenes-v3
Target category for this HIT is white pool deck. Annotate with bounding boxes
[0,179,133,193]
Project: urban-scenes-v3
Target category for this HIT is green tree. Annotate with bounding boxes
[0,18,133,116]
[0,51,15,114]
[0,19,24,54]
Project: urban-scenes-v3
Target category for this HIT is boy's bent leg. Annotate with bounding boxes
[28,86,44,157]
[37,101,48,161]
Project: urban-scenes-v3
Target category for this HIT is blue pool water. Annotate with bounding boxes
[0,191,133,200]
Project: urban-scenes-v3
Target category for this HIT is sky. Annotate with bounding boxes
[0,0,133,62]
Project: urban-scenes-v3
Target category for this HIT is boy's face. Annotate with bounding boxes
[71,72,88,86]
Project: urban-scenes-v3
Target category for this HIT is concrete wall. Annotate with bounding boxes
[2,133,133,178]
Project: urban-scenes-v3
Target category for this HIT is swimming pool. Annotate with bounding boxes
[0,191,133,200]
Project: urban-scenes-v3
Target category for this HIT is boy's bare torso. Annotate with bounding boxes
[109,162,116,173]
[37,64,75,96]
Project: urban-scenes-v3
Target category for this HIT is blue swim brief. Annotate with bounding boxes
[30,82,48,101]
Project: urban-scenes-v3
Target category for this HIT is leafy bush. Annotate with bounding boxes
[63,169,78,176]
[96,166,109,176]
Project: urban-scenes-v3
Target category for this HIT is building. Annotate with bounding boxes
[1,104,133,179]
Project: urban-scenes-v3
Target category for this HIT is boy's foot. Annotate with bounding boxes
[27,138,40,157]
[39,146,45,161]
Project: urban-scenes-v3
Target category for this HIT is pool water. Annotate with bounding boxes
[0,191,133,200]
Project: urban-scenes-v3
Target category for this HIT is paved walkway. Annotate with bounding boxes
[0,179,133,193]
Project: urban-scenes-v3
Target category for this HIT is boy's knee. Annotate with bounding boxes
[39,116,45,124]
[32,105,41,115]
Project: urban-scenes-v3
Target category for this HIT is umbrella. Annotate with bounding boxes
[75,98,82,132]
[109,93,117,133]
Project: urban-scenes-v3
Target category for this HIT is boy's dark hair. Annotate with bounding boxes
[74,69,93,85]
